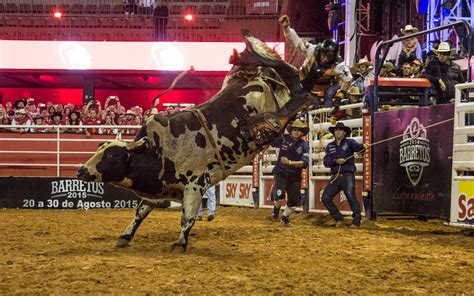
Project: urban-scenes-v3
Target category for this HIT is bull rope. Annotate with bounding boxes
[330,117,455,184]
[148,66,195,113]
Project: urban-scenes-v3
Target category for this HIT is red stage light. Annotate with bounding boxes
[53,11,62,18]
[184,14,194,22]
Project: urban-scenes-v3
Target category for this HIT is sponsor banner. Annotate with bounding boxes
[312,179,364,212]
[245,0,278,14]
[363,115,372,191]
[373,104,454,217]
[220,177,254,207]
[261,177,286,207]
[0,177,139,209]
[456,180,474,224]
[252,156,259,188]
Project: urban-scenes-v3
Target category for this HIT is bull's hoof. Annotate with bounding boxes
[171,243,187,253]
[116,238,131,248]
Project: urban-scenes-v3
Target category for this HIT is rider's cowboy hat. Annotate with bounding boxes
[354,58,373,71]
[400,24,419,35]
[287,119,309,136]
[329,122,352,135]
[432,41,455,55]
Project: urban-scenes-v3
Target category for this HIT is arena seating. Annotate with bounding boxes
[0,1,279,42]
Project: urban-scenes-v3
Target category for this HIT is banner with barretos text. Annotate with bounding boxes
[372,104,454,218]
[0,177,140,209]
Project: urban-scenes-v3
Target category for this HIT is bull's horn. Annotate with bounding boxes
[127,136,149,151]
[115,132,122,140]
[229,48,241,65]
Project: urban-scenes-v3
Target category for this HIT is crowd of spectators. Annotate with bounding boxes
[0,95,183,136]
[326,24,467,123]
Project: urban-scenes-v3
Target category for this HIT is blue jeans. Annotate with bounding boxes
[197,186,216,217]
[321,173,361,225]
[323,83,341,108]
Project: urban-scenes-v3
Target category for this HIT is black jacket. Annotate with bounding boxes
[421,60,465,103]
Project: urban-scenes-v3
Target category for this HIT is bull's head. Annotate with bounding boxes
[77,137,149,185]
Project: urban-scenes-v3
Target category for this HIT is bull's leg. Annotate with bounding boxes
[116,200,154,247]
[171,188,202,252]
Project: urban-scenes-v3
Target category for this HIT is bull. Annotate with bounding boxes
[77,32,314,251]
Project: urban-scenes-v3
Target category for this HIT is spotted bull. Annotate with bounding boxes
[77,38,311,251]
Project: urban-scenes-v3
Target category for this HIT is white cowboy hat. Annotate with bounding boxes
[400,24,419,35]
[125,110,137,116]
[354,58,374,70]
[382,61,394,72]
[348,86,363,96]
[432,42,455,54]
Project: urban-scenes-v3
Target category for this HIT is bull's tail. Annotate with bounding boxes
[148,66,195,113]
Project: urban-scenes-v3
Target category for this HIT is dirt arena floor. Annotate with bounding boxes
[0,207,473,295]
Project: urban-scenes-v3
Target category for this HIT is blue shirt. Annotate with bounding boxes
[270,135,309,176]
[323,137,364,175]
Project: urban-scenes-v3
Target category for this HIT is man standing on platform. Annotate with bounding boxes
[322,122,368,228]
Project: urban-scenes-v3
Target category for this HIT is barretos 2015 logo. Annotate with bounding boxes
[399,118,431,187]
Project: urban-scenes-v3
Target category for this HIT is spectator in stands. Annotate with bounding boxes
[425,39,440,65]
[63,105,72,121]
[56,103,64,115]
[400,62,414,78]
[48,112,64,133]
[14,99,27,111]
[65,111,83,134]
[345,86,363,119]
[124,0,138,16]
[0,105,10,132]
[421,41,465,104]
[26,98,36,114]
[380,61,396,78]
[138,0,154,14]
[154,0,169,41]
[5,101,13,113]
[84,107,103,138]
[196,186,217,222]
[411,59,423,78]
[104,96,121,115]
[322,122,368,228]
[351,58,373,92]
[279,15,352,108]
[398,25,420,66]
[47,105,56,116]
[40,110,50,124]
[100,113,118,135]
[116,112,125,125]
[269,119,309,226]
[122,110,137,135]
[30,114,47,133]
[11,109,31,133]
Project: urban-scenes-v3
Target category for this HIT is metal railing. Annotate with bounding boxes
[0,124,140,177]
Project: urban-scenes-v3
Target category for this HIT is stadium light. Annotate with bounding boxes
[53,11,62,19]
[184,14,194,22]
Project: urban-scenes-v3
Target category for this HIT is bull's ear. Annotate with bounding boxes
[126,136,150,152]
[115,132,122,141]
